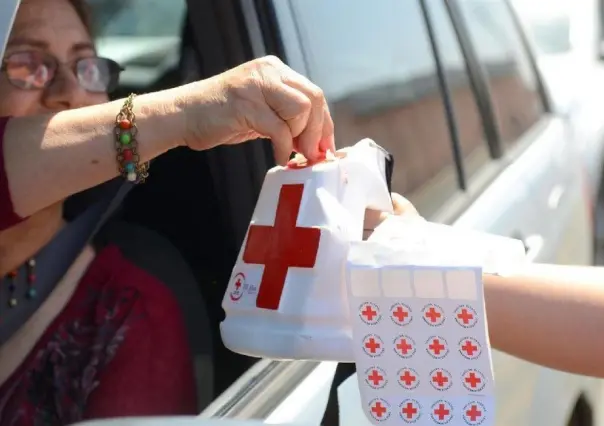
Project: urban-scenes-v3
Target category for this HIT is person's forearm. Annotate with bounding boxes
[3,87,188,217]
[485,263,604,377]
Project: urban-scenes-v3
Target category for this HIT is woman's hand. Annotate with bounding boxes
[179,56,336,165]
[363,193,420,240]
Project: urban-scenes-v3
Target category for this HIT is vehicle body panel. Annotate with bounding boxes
[264,1,604,425]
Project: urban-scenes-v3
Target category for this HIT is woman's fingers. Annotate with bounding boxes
[249,105,295,166]
[250,56,334,162]
[195,56,334,163]
[279,68,333,160]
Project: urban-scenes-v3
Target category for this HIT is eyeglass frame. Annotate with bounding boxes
[0,51,125,94]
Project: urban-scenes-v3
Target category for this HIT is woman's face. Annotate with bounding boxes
[0,0,108,118]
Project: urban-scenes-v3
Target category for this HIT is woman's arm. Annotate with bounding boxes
[485,264,604,377]
[3,87,186,219]
[2,56,335,222]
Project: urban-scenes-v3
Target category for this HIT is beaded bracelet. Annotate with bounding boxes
[115,94,149,183]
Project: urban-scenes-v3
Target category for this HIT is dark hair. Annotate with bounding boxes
[68,0,94,35]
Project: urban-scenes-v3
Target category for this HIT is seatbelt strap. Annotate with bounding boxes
[0,179,133,345]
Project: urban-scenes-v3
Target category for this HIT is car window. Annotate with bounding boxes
[511,0,571,56]
[457,0,545,148]
[287,0,464,217]
[426,0,489,182]
[87,0,186,91]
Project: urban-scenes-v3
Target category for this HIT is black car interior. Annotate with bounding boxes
[64,0,276,412]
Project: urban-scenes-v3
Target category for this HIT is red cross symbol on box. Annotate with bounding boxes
[397,367,420,390]
[363,334,385,357]
[455,305,478,328]
[399,399,421,423]
[243,184,321,310]
[359,302,381,325]
[390,303,412,326]
[394,335,416,358]
[426,336,449,359]
[369,399,390,421]
[459,337,482,359]
[422,303,445,326]
[463,401,486,425]
[365,367,387,389]
[430,368,452,391]
[463,369,486,392]
[431,401,453,424]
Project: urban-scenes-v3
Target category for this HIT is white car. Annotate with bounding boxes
[2,0,604,425]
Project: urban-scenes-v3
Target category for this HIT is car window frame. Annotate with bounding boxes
[431,0,557,224]
[448,0,552,152]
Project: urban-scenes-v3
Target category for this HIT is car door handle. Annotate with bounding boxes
[512,233,544,262]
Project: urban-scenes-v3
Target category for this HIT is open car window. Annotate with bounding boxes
[88,0,186,90]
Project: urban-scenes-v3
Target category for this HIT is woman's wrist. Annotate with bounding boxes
[131,88,189,159]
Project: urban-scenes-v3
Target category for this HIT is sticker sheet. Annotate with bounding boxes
[347,265,495,425]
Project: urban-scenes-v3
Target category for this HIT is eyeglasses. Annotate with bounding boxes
[0,51,124,93]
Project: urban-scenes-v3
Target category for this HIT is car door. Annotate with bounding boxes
[224,1,602,426]
[446,1,597,424]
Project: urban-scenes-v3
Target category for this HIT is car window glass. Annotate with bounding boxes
[287,0,463,217]
[457,0,545,147]
[511,0,571,55]
[427,0,489,181]
[87,0,186,91]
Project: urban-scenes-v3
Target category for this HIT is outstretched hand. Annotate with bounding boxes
[182,55,336,165]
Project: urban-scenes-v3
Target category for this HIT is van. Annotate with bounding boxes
[2,0,604,425]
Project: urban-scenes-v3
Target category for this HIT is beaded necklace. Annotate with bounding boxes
[4,258,37,308]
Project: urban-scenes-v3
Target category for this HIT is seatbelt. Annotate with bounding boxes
[0,179,133,345]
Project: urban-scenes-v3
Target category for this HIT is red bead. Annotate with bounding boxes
[28,274,36,283]
[7,271,17,278]
[122,149,133,162]
[119,119,131,130]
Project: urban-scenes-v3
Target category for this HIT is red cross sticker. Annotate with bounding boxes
[365,367,387,389]
[399,399,420,422]
[397,367,419,390]
[426,336,449,359]
[463,369,486,392]
[369,399,391,421]
[422,304,444,326]
[390,303,412,326]
[363,334,385,357]
[455,305,478,328]
[229,272,245,302]
[394,335,416,358]
[463,401,486,424]
[243,184,321,310]
[359,302,381,325]
[459,337,482,359]
[430,368,452,391]
[431,401,453,424]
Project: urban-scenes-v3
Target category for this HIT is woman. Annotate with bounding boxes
[0,0,336,424]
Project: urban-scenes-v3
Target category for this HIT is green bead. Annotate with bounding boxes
[120,132,132,145]
[27,287,37,299]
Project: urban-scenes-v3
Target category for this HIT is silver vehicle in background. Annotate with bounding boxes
[3,0,604,425]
